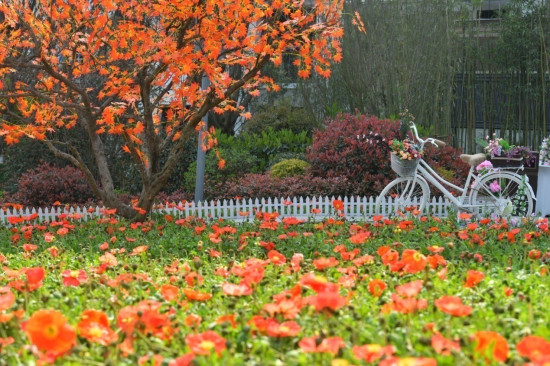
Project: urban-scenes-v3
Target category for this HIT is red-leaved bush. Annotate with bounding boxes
[306,114,401,196]
[11,163,95,207]
[306,114,470,197]
[204,173,352,201]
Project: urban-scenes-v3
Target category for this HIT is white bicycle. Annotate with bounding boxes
[376,121,536,218]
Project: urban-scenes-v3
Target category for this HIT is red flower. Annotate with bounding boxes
[516,335,550,361]
[349,231,371,244]
[332,199,344,211]
[474,331,509,363]
[62,269,88,287]
[266,320,301,337]
[159,284,179,302]
[381,249,400,266]
[222,282,253,296]
[307,291,347,312]
[352,344,395,363]
[0,286,15,312]
[169,354,195,366]
[431,332,461,355]
[24,309,76,355]
[185,330,226,355]
[183,288,212,301]
[299,336,345,355]
[385,294,428,314]
[395,280,423,298]
[299,273,339,293]
[464,270,485,288]
[434,296,473,317]
[313,257,339,270]
[77,309,118,345]
[368,279,386,297]
[400,249,427,274]
[267,250,286,265]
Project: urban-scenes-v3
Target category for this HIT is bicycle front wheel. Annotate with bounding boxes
[376,176,430,216]
[469,171,534,218]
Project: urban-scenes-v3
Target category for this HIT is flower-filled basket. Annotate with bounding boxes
[389,139,422,178]
[479,134,536,169]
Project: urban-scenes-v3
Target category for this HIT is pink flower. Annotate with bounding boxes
[489,180,501,192]
[476,160,493,171]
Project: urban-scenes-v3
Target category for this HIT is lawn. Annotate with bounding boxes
[0,209,549,365]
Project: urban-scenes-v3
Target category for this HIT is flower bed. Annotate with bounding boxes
[0,211,549,365]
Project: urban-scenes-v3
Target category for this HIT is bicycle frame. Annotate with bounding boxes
[406,159,477,209]
[403,121,480,210]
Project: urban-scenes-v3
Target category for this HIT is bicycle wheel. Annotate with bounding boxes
[376,176,430,216]
[469,171,534,218]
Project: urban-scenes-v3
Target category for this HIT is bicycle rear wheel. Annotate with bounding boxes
[469,171,534,218]
[376,176,430,216]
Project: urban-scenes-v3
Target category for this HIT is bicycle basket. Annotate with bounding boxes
[391,152,419,177]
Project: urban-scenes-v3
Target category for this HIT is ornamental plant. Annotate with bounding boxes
[540,137,550,166]
[478,134,536,166]
[0,0,344,219]
[389,139,423,160]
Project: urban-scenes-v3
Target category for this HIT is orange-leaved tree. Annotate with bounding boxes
[0,0,343,219]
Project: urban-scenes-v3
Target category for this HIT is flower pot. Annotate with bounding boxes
[390,152,419,177]
[489,155,523,168]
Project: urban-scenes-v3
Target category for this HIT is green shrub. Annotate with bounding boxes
[214,128,311,172]
[183,147,260,193]
[242,98,321,135]
[267,152,307,168]
[270,159,310,178]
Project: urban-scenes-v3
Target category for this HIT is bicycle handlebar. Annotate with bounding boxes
[408,121,446,148]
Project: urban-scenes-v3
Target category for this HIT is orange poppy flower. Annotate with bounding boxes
[516,335,550,361]
[267,250,286,265]
[26,267,45,291]
[434,296,473,317]
[313,257,339,270]
[400,249,427,274]
[381,249,400,266]
[185,314,202,328]
[368,279,386,297]
[183,288,212,301]
[299,336,345,355]
[222,282,252,296]
[349,231,371,244]
[159,284,179,302]
[474,331,509,363]
[130,245,148,255]
[25,309,76,355]
[431,332,461,355]
[266,320,301,337]
[185,330,226,355]
[464,270,485,288]
[332,199,344,211]
[307,291,347,312]
[352,344,395,363]
[0,286,15,312]
[299,273,339,293]
[62,269,88,287]
[387,294,428,314]
[77,309,118,345]
[396,280,423,298]
[169,353,195,366]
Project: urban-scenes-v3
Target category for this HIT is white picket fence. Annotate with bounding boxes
[0,196,454,225]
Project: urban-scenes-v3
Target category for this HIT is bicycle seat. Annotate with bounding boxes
[460,153,486,167]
